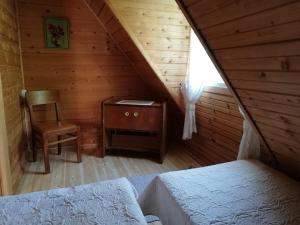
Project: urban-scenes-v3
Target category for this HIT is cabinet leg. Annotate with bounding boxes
[76,126,82,163]
[32,135,37,162]
[159,154,164,164]
[57,135,62,155]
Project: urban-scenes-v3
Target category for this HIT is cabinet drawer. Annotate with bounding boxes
[105,105,162,131]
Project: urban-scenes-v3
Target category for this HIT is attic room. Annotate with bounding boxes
[0,0,299,224]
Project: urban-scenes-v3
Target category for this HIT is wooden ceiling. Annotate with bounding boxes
[177,0,300,177]
[84,0,181,111]
[106,0,191,111]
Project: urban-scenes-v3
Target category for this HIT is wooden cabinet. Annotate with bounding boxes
[102,98,167,163]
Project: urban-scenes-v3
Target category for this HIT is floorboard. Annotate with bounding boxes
[16,142,200,194]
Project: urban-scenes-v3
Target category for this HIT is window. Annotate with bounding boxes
[188,29,225,88]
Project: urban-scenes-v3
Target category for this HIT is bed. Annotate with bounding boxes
[0,178,148,225]
[139,160,300,225]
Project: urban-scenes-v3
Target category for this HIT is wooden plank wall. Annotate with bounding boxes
[190,86,243,164]
[18,0,157,155]
[107,0,190,110]
[179,0,300,176]
[84,0,176,105]
[0,0,25,192]
[84,0,185,138]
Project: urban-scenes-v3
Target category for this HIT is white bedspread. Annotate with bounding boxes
[0,178,147,225]
[139,160,300,225]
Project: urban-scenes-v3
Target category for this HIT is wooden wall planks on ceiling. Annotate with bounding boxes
[84,0,172,102]
[18,0,156,155]
[106,0,191,111]
[0,0,25,193]
[178,0,300,177]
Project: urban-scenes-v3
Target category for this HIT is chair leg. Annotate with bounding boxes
[57,135,62,155]
[76,126,82,163]
[43,136,50,174]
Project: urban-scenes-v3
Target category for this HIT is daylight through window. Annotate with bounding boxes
[188,30,224,88]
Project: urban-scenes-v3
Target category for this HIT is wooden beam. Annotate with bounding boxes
[175,0,278,165]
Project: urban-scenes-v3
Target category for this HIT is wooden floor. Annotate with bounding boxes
[16,142,200,194]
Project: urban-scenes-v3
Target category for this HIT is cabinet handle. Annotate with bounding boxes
[133,112,139,117]
[124,112,130,117]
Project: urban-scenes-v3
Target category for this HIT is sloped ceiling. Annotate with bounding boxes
[177,0,300,177]
[106,0,191,111]
[83,0,184,113]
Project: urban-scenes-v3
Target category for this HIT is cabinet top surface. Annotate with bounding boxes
[103,98,165,108]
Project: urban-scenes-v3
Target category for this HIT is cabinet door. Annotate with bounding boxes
[105,105,162,131]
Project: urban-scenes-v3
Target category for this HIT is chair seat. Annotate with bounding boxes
[33,121,77,135]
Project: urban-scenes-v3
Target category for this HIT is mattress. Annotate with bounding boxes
[139,160,300,225]
[0,178,147,225]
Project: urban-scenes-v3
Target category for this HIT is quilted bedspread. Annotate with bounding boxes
[139,160,300,225]
[0,178,147,225]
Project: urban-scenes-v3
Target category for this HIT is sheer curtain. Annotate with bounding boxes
[181,29,225,140]
[237,107,260,159]
[181,30,204,140]
[181,77,204,140]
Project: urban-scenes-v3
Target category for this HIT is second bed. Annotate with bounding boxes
[139,160,300,225]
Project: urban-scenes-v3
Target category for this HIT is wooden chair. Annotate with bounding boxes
[26,90,81,174]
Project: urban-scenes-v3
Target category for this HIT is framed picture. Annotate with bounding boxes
[44,17,69,49]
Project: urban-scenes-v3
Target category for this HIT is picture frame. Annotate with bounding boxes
[44,17,69,49]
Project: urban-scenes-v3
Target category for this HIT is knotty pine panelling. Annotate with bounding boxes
[0,0,25,191]
[18,0,155,154]
[84,0,178,106]
[84,0,185,139]
[190,86,243,164]
[107,0,190,110]
[179,0,300,176]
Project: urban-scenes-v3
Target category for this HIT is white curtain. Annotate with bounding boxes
[181,30,205,140]
[237,107,260,160]
[181,79,204,140]
[182,29,225,140]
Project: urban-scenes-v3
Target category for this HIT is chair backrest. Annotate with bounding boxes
[26,90,62,123]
